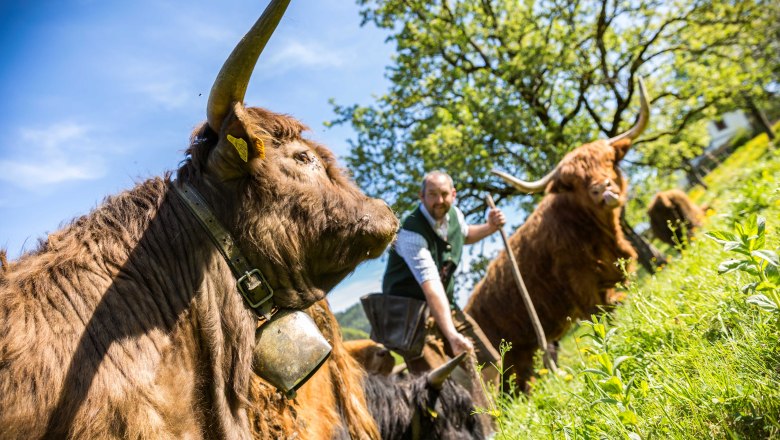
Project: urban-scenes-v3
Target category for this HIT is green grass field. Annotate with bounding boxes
[484,130,780,439]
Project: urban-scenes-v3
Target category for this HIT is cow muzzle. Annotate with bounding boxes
[603,189,621,207]
[252,309,332,398]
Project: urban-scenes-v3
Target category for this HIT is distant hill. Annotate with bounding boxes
[334,302,371,341]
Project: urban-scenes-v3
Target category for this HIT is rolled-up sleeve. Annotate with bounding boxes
[394,229,439,285]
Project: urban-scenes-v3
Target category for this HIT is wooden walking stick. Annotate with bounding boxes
[485,194,558,373]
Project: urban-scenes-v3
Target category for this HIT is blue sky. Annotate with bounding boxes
[0,0,401,312]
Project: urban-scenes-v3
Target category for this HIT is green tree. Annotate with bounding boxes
[332,0,776,223]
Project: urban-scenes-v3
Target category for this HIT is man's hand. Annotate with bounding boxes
[446,331,474,356]
[487,207,506,232]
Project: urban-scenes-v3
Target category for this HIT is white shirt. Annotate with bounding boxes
[393,203,469,285]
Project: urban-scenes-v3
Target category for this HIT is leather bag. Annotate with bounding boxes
[360,293,428,357]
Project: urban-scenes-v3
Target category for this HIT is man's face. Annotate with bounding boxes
[420,175,456,221]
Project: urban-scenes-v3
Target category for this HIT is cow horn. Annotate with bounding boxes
[607,77,650,144]
[207,0,291,132]
[492,168,556,195]
[427,352,467,390]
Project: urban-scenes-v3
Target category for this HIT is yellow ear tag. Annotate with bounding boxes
[254,138,265,160]
[227,134,249,162]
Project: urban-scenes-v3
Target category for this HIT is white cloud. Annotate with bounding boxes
[134,79,192,110]
[265,39,346,71]
[0,123,108,190]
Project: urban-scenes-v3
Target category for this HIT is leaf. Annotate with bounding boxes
[705,231,738,244]
[742,282,759,293]
[752,250,779,267]
[718,259,749,274]
[619,410,639,425]
[600,376,623,394]
[590,397,619,408]
[747,294,779,312]
[734,221,747,240]
[755,281,779,292]
[723,241,749,254]
[613,355,633,371]
[597,353,613,373]
[743,215,759,238]
[757,216,766,237]
[593,323,607,340]
[766,265,780,284]
[582,368,611,378]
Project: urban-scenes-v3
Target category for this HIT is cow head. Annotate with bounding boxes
[493,78,649,217]
[177,0,398,309]
[344,339,395,376]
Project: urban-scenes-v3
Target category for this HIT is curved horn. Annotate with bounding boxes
[207,0,291,132]
[492,168,556,195]
[608,77,650,144]
[427,352,467,390]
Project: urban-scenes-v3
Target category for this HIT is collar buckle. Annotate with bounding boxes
[237,268,275,319]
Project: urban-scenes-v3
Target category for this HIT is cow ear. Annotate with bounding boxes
[548,162,580,193]
[612,139,631,162]
[207,102,268,181]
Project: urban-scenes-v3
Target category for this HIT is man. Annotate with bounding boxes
[382,170,505,376]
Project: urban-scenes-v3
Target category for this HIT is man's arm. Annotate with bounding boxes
[464,207,506,244]
[420,278,473,355]
[394,229,473,355]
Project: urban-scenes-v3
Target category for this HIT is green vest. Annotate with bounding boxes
[382,205,465,307]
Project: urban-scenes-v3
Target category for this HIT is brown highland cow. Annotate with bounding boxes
[344,339,396,376]
[647,189,705,247]
[0,1,398,439]
[465,79,650,392]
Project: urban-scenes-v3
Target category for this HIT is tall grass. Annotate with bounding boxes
[484,131,780,439]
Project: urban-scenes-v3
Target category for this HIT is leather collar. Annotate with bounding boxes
[172,180,275,320]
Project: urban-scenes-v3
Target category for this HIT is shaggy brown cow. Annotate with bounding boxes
[465,80,650,392]
[647,189,705,247]
[344,339,396,376]
[0,1,398,439]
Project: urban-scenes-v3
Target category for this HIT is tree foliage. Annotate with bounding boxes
[332,0,777,221]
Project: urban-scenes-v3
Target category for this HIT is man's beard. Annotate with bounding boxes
[433,204,449,220]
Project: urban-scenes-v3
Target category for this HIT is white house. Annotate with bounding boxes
[704,110,752,152]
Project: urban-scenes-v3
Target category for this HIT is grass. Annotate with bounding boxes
[481,129,780,439]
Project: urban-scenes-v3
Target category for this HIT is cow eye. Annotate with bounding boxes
[294,151,312,164]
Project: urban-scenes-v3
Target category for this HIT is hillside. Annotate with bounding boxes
[334,301,371,341]
[487,129,780,438]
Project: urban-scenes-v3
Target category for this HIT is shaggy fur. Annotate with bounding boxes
[248,301,381,440]
[0,106,397,438]
[363,373,486,440]
[344,339,395,376]
[647,189,705,247]
[466,139,637,392]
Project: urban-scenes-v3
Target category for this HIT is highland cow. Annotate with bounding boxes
[344,339,396,376]
[465,79,650,392]
[647,189,705,247]
[362,353,488,440]
[0,1,398,439]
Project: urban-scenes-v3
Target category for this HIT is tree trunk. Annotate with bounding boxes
[684,160,709,190]
[620,210,667,273]
[744,94,776,141]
